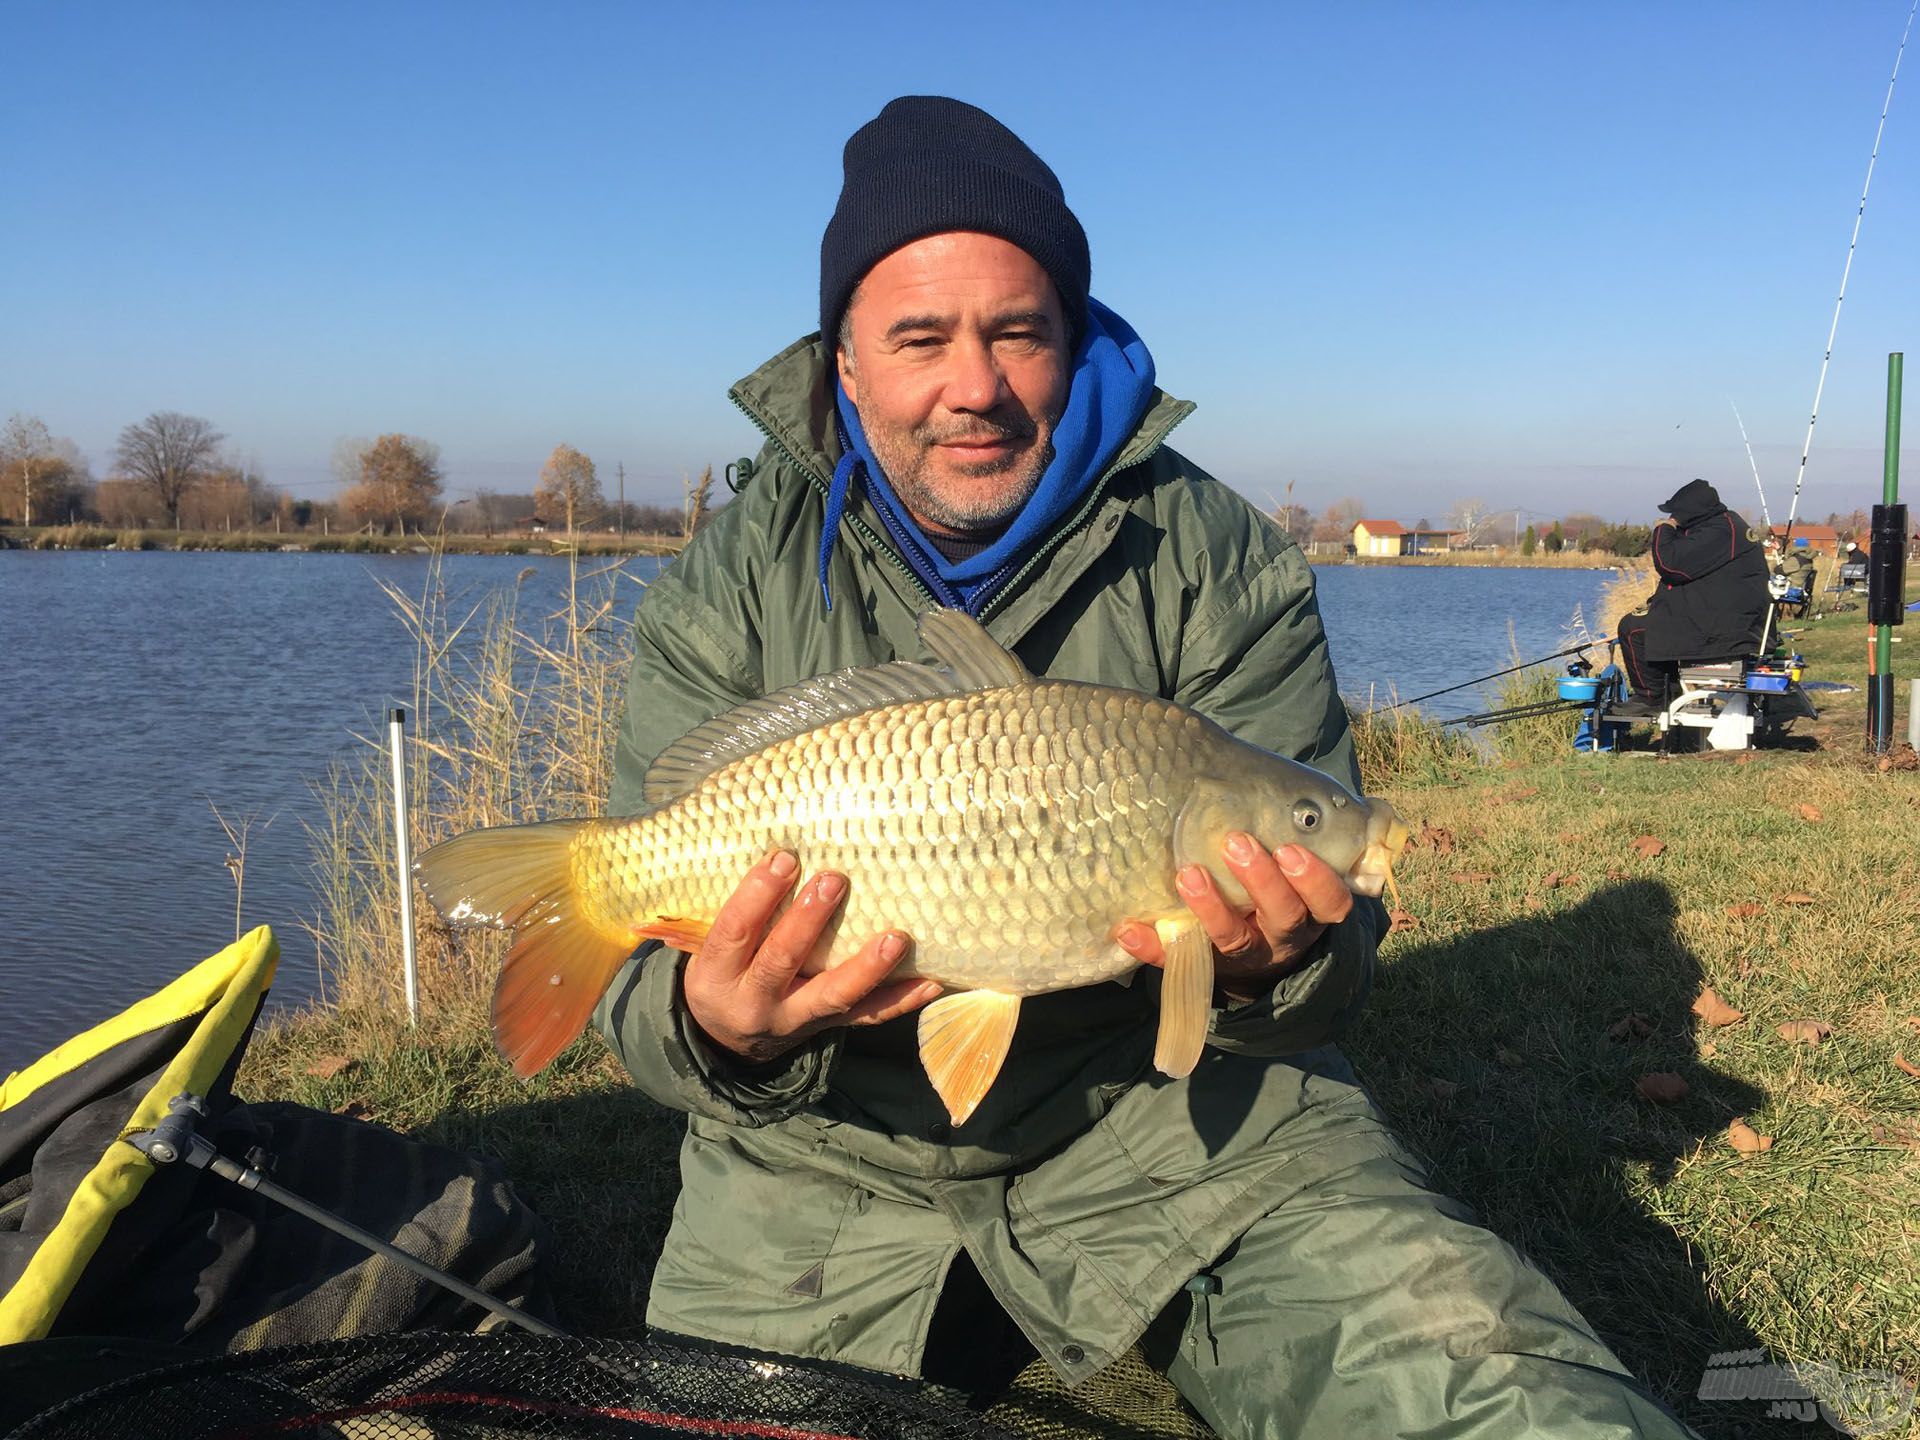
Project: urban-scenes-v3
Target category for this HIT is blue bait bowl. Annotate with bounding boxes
[1557,676,1603,701]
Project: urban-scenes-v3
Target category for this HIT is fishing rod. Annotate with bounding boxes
[1778,0,1916,552]
[1383,640,1610,711]
[1442,697,1590,730]
[1731,399,1772,530]
[1758,0,1915,660]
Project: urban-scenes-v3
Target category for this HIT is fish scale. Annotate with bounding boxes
[571,682,1190,996]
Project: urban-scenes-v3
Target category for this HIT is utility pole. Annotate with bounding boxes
[1867,352,1906,754]
[618,462,626,537]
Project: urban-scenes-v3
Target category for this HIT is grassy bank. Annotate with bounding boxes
[0,522,683,556]
[238,566,1920,1437]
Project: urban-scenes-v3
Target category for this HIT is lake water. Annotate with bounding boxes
[0,552,1610,1071]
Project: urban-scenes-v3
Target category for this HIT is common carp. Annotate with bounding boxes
[415,609,1407,1125]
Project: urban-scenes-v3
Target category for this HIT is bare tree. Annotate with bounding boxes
[1445,497,1497,548]
[1313,496,1367,544]
[1,414,55,526]
[114,412,224,527]
[536,444,603,535]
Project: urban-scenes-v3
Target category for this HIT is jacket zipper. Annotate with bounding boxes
[728,391,940,610]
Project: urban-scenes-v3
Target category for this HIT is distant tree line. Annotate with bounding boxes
[0,411,714,539]
[1260,491,1834,559]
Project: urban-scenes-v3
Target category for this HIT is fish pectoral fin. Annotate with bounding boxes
[1152,916,1214,1079]
[634,915,713,952]
[916,990,1022,1127]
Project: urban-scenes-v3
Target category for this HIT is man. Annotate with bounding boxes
[595,97,1694,1438]
[1614,479,1769,713]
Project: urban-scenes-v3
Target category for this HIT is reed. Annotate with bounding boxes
[302,554,638,1024]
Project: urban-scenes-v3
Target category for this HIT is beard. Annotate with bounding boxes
[864,409,1059,534]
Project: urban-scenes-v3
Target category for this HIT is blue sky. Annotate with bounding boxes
[4,1,1916,522]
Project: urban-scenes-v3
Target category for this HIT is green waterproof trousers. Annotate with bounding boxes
[1128,1054,1698,1440]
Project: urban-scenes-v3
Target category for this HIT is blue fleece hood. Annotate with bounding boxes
[819,298,1156,615]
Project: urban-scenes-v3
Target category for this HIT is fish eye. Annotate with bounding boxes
[1293,801,1322,831]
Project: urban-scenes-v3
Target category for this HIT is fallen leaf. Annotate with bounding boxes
[1906,1017,1920,1034]
[1506,786,1541,800]
[306,1054,357,1080]
[1700,1040,1718,1058]
[1414,822,1456,855]
[1607,1012,1654,1041]
[1495,1045,1524,1069]
[1523,894,1544,911]
[1605,868,1629,881]
[1735,753,1752,766]
[1727,903,1765,919]
[1425,1077,1460,1102]
[1727,1118,1774,1154]
[1449,871,1494,885]
[1387,909,1421,933]
[1777,892,1817,906]
[1635,1072,1690,1103]
[334,1099,377,1120]
[1896,1053,1920,1079]
[1870,1123,1920,1151]
[1691,986,1744,1027]
[1776,1019,1833,1046]
[1630,835,1666,859]
[1796,803,1823,822]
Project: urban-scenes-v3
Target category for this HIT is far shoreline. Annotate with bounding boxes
[0,523,685,559]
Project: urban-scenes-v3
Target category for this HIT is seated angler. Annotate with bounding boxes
[1614,479,1770,714]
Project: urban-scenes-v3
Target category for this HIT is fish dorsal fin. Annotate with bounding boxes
[916,609,1032,689]
[643,658,966,806]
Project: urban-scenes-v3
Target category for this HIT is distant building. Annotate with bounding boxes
[1352,519,1407,556]
[1767,523,1839,558]
[1404,529,1455,555]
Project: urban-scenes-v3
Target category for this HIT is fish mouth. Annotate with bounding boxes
[1346,801,1412,903]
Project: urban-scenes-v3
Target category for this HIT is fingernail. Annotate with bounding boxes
[1225,832,1257,864]
[1177,866,1208,898]
[814,874,846,903]
[1277,844,1308,876]
[768,850,797,879]
[880,932,907,962]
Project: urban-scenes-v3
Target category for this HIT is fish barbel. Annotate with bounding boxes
[416,610,1408,1125]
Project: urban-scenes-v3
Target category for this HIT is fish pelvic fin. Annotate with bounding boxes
[1152,916,1214,1079]
[415,821,634,1078]
[916,990,1022,1127]
[634,916,713,952]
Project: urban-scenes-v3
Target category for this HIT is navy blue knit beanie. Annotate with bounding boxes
[819,96,1090,345]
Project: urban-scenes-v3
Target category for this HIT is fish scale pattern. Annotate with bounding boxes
[568,682,1215,995]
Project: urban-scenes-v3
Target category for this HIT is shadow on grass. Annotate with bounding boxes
[1350,877,1770,1435]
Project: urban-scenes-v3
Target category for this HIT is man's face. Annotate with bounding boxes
[836,231,1071,535]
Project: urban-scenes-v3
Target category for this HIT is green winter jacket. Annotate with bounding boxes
[592,334,1389,1384]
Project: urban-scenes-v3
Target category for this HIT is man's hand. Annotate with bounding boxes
[683,849,941,1066]
[1116,834,1353,1004]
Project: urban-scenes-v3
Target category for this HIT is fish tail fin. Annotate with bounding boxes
[415,821,635,1078]
[917,990,1022,1127]
[1152,916,1213,1078]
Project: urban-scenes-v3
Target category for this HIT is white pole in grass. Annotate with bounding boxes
[389,707,420,1024]
[1909,679,1919,753]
